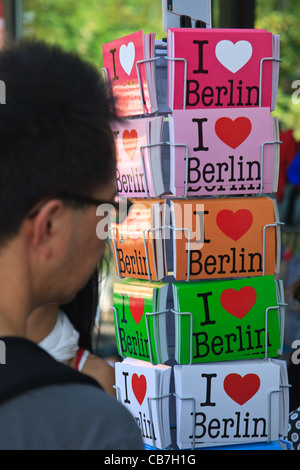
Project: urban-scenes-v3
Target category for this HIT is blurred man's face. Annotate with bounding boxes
[51,179,117,305]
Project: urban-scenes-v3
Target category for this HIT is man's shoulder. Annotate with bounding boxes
[0,336,100,400]
[0,337,144,449]
[0,379,143,449]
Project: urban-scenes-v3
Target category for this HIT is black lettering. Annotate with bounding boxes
[245,85,259,106]
[202,163,215,183]
[193,40,209,74]
[202,86,214,106]
[110,48,119,81]
[192,118,209,151]
[188,157,201,185]
[221,418,235,438]
[200,373,217,407]
[248,252,262,273]
[191,412,206,439]
[237,80,244,106]
[252,417,267,437]
[189,250,202,276]
[186,80,200,107]
[116,168,122,193]
[193,331,209,358]
[205,255,217,275]
[122,371,130,404]
[247,161,261,181]
[121,294,127,324]
[197,292,215,326]
[215,85,228,106]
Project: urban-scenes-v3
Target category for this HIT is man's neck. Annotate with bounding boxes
[0,240,33,338]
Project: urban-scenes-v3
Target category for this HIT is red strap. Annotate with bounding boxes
[75,348,84,371]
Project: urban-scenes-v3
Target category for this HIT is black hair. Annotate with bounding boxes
[61,243,113,352]
[61,269,99,352]
[0,40,116,244]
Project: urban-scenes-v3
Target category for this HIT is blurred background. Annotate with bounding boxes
[2,1,300,406]
[2,0,299,136]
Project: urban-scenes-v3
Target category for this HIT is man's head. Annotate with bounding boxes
[0,40,116,242]
[0,40,117,308]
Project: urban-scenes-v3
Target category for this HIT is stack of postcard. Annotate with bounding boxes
[115,358,172,449]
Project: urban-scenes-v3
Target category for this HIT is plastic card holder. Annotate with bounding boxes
[259,57,282,108]
[142,225,167,281]
[259,140,282,195]
[171,308,193,364]
[111,305,169,364]
[165,56,188,110]
[172,301,286,364]
[140,142,165,198]
[264,304,287,359]
[262,221,284,276]
[174,384,291,450]
[173,394,196,450]
[113,386,172,450]
[168,225,192,281]
[136,57,161,116]
[147,394,172,450]
[166,141,189,198]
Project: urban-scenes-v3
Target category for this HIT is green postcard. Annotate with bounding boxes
[173,275,283,364]
[113,279,169,364]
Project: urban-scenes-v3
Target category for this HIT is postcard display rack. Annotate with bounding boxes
[102,1,292,451]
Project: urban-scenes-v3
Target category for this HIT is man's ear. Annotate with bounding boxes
[27,200,67,259]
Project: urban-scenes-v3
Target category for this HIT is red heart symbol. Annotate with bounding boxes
[224,373,260,405]
[216,209,253,241]
[215,117,252,149]
[127,212,142,242]
[122,129,138,161]
[220,286,257,319]
[132,373,147,405]
[129,296,144,325]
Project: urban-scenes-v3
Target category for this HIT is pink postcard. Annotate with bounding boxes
[112,116,164,197]
[167,28,279,111]
[168,107,280,197]
[103,30,156,118]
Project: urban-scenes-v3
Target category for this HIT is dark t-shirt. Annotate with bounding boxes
[0,337,143,450]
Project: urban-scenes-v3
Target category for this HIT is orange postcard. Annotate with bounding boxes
[111,199,167,281]
[170,197,281,281]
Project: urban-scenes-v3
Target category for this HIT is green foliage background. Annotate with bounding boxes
[22,0,165,67]
[22,0,300,139]
[255,0,300,139]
